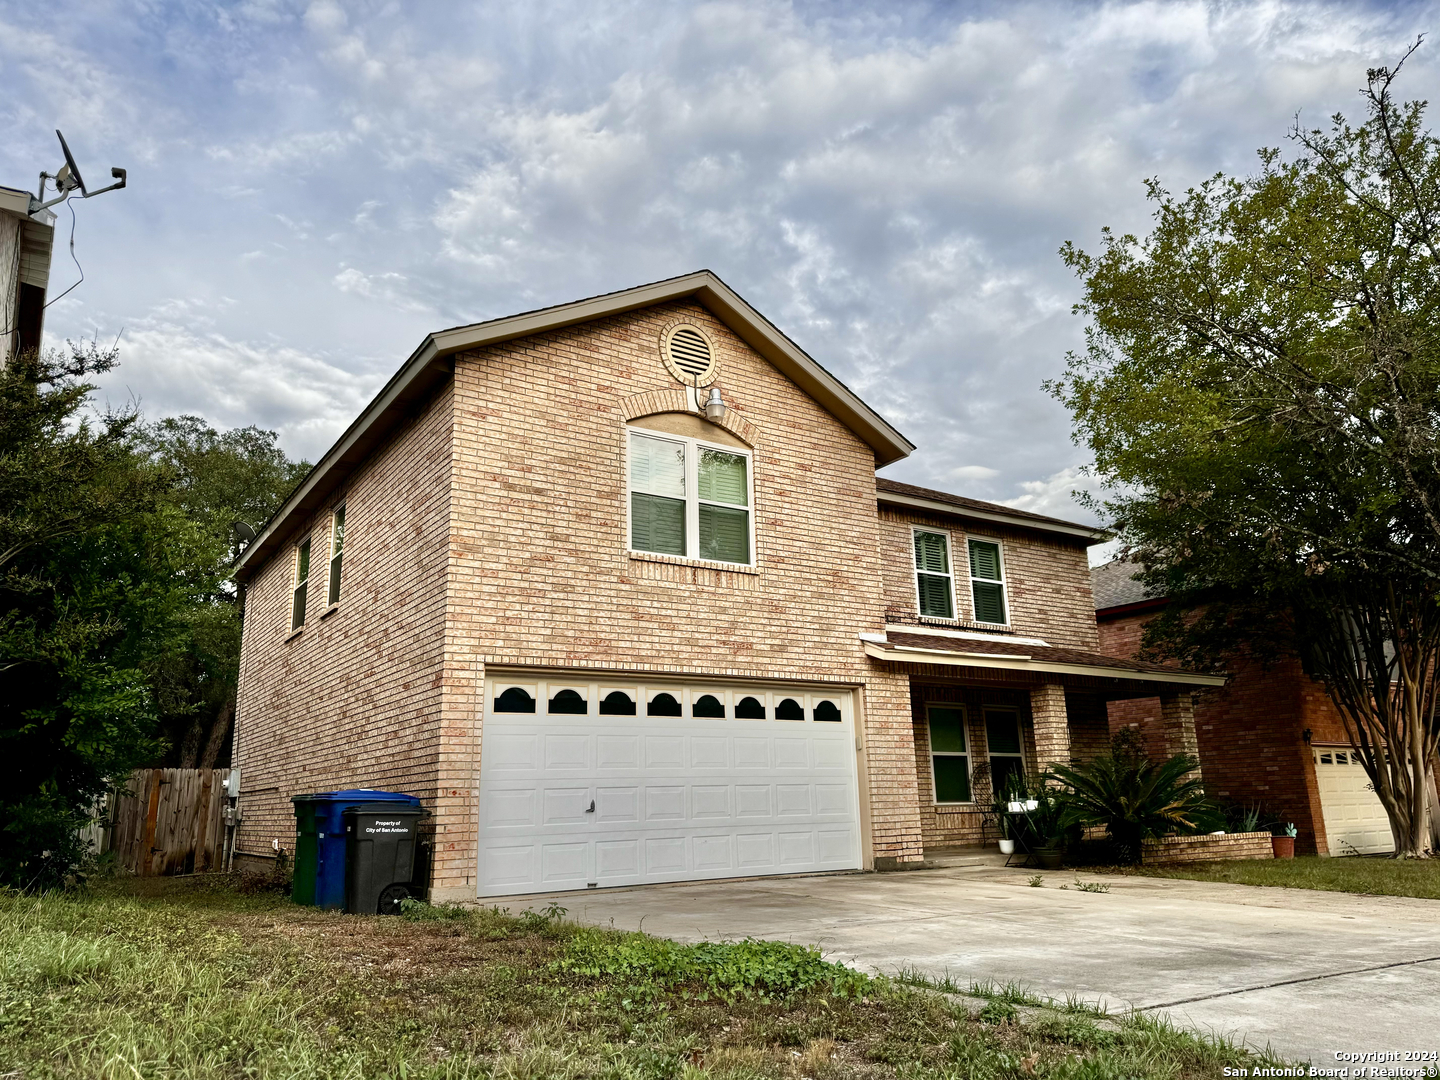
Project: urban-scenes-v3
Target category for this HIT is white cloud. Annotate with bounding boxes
[947,464,999,481]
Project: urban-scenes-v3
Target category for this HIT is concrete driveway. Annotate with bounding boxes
[520,863,1440,1063]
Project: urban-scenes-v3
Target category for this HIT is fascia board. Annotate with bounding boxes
[234,337,444,577]
[863,641,1227,687]
[877,491,1109,543]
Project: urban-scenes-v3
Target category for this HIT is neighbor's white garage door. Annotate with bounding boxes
[476,676,863,897]
[1314,747,1395,856]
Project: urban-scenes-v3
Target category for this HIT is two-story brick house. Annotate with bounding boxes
[232,271,1221,901]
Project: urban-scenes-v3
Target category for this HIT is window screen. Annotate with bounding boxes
[929,705,971,803]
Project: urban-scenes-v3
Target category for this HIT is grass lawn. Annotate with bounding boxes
[0,874,1287,1080]
[1129,855,1440,899]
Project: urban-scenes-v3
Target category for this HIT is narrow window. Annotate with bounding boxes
[495,687,536,713]
[813,700,842,723]
[968,539,1007,624]
[291,538,311,631]
[775,697,804,721]
[548,689,587,714]
[985,709,1025,797]
[697,448,749,563]
[647,692,682,717]
[913,530,954,619]
[735,696,766,719]
[599,690,636,716]
[928,705,971,803]
[693,694,725,718]
[327,505,346,606]
[629,433,687,556]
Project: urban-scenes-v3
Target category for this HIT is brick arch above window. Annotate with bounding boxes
[620,389,760,448]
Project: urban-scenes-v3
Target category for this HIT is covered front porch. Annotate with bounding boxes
[862,628,1225,852]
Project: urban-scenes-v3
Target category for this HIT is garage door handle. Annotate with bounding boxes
[586,800,595,814]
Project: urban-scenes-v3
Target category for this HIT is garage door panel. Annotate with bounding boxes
[597,736,640,769]
[544,735,590,771]
[692,785,731,818]
[645,736,685,769]
[477,680,862,896]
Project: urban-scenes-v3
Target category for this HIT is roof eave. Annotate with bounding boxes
[863,641,1226,687]
[877,490,1110,543]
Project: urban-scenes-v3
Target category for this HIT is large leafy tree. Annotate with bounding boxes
[139,417,308,769]
[0,343,183,886]
[1051,50,1440,858]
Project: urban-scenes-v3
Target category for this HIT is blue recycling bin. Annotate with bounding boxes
[291,789,422,909]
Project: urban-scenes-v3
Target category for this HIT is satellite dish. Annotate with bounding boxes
[31,131,126,213]
[55,130,87,196]
[233,521,258,546]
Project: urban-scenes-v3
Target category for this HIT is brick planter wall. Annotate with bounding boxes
[1141,831,1274,866]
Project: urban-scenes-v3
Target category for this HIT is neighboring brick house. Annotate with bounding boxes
[232,271,1221,901]
[1093,560,1399,857]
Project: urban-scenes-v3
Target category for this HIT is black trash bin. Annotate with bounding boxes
[343,802,429,915]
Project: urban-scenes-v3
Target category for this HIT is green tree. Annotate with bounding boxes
[0,343,183,887]
[138,417,308,769]
[1051,50,1440,858]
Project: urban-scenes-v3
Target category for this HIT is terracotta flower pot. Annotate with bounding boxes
[1271,836,1295,859]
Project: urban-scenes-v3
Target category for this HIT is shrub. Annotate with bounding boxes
[1045,751,1208,864]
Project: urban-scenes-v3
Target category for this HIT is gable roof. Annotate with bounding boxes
[875,477,1109,543]
[234,270,915,581]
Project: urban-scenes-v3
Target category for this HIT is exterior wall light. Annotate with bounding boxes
[703,385,726,422]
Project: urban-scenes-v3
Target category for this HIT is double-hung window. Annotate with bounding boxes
[928,705,971,803]
[913,529,955,619]
[628,430,752,565]
[327,505,345,606]
[291,538,310,631]
[968,538,1007,624]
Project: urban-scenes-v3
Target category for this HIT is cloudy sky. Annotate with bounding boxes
[4,1,1435,542]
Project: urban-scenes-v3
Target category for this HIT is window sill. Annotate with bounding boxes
[285,626,305,642]
[320,603,340,620]
[627,550,759,575]
[934,802,979,809]
[915,615,1015,633]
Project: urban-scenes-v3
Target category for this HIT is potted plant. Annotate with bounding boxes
[1022,794,1070,869]
[1272,823,1297,859]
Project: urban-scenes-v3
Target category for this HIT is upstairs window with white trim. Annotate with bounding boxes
[326,504,345,606]
[968,538,1007,624]
[291,538,310,631]
[913,529,955,619]
[628,430,752,565]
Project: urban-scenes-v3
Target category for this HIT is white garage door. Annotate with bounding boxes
[1314,747,1394,856]
[476,675,863,897]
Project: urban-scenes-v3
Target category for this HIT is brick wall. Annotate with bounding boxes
[878,509,1099,649]
[438,299,923,892]
[1141,831,1274,865]
[1096,608,1346,856]
[234,384,454,862]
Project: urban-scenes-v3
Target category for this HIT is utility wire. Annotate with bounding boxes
[43,199,84,310]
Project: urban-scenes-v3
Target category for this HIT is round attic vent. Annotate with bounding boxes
[660,323,718,387]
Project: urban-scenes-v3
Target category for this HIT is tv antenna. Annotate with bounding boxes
[32,130,126,214]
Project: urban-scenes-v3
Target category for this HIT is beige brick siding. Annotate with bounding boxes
[233,384,454,861]
[878,508,1099,650]
[437,299,923,890]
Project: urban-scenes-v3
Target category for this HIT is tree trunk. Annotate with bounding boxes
[199,697,234,771]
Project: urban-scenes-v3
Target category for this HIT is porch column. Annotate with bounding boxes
[1159,691,1202,782]
[1030,683,1071,779]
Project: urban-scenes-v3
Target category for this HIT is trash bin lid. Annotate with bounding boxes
[342,802,429,817]
[292,789,421,805]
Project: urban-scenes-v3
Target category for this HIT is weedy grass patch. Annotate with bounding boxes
[0,876,1288,1079]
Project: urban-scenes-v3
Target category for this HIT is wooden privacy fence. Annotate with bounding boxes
[110,768,229,876]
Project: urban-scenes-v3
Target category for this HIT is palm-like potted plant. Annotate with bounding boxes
[1272,822,1297,859]
[1043,752,1208,865]
[1021,794,1074,869]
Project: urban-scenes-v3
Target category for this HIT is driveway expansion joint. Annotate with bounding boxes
[1140,954,1440,1010]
